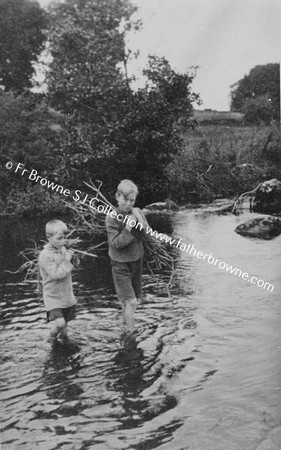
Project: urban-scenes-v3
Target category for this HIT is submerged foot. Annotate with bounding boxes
[56,334,69,345]
[47,336,60,347]
[47,335,68,347]
[120,330,137,351]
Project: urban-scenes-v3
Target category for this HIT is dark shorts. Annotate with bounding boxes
[111,258,142,303]
[46,305,76,324]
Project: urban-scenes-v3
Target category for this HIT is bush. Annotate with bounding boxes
[3,185,68,217]
[167,124,281,203]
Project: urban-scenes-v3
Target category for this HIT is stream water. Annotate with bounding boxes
[1,205,281,450]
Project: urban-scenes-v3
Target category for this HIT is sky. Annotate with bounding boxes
[39,0,280,111]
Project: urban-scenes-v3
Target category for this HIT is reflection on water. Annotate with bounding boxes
[1,207,281,449]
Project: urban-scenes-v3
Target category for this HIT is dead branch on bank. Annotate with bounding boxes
[232,182,262,214]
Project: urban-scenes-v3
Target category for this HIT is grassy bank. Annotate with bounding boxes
[167,124,281,203]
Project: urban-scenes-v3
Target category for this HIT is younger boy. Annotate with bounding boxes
[38,219,79,346]
[105,180,148,348]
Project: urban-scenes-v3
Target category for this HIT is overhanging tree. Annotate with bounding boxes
[0,0,47,92]
[45,0,138,190]
[0,90,70,214]
[47,0,137,113]
[45,0,199,204]
[123,56,200,203]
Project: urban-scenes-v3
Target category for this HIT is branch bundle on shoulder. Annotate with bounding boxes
[67,181,175,272]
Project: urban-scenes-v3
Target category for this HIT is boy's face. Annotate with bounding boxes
[116,192,137,214]
[48,229,67,249]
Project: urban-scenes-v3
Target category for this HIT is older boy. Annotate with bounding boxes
[38,219,79,346]
[105,180,148,347]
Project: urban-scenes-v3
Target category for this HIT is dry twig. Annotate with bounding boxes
[232,182,262,213]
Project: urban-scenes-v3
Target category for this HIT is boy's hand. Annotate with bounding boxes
[70,254,80,268]
[131,207,146,228]
[61,247,73,261]
[125,214,137,231]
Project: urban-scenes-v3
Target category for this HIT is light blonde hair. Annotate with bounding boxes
[45,219,68,238]
[116,179,138,197]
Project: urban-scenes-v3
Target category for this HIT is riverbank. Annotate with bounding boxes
[1,124,280,217]
[167,124,281,203]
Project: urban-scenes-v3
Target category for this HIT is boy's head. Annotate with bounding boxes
[46,219,68,249]
[116,180,138,214]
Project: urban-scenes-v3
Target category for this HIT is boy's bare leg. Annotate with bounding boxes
[123,298,137,333]
[57,324,68,342]
[49,318,67,342]
[121,303,125,326]
[120,298,138,351]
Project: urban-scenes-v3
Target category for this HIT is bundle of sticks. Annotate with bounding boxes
[66,181,175,271]
[10,181,175,285]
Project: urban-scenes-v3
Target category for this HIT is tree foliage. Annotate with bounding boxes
[0,0,47,92]
[230,63,280,124]
[45,0,137,190]
[45,0,199,205]
[0,90,68,208]
[1,0,201,214]
[47,0,137,112]
[118,56,200,203]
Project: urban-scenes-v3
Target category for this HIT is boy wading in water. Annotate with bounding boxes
[39,220,79,346]
[105,180,149,349]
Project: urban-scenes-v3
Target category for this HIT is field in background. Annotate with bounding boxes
[192,109,244,124]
